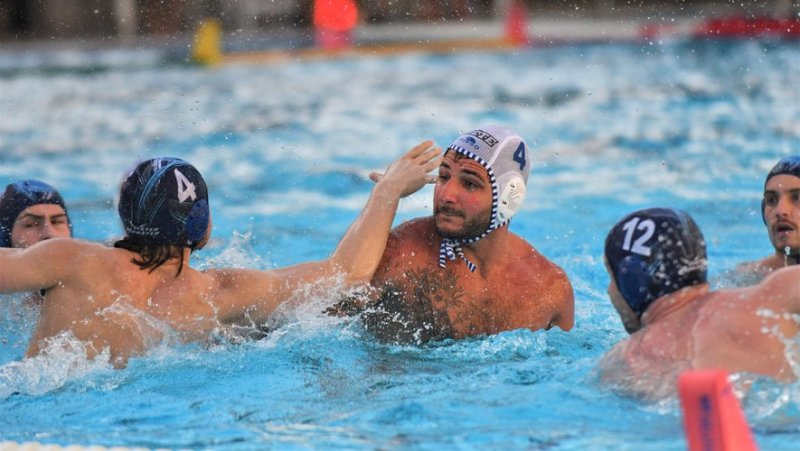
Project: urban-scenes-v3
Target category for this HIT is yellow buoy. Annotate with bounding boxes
[191,19,222,66]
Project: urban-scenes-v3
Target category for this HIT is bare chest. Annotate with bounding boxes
[367,263,525,342]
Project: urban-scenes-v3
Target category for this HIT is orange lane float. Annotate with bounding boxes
[678,369,758,451]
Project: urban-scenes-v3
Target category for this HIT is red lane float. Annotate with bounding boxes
[695,16,800,38]
[678,370,758,451]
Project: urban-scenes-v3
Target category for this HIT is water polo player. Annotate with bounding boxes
[1,180,72,249]
[736,155,800,281]
[600,207,800,398]
[335,125,574,343]
[0,142,441,367]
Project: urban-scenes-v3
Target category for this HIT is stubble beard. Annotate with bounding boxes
[434,205,492,240]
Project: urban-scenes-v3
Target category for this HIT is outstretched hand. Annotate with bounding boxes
[369,140,442,198]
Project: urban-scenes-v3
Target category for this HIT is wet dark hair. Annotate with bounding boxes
[113,236,188,276]
[115,157,210,277]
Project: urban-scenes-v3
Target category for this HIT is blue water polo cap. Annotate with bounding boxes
[604,208,707,320]
[761,155,800,223]
[118,158,210,248]
[439,125,531,272]
[0,179,72,248]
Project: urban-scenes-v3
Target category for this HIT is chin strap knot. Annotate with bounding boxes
[439,238,477,272]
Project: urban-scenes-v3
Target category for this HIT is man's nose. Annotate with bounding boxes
[774,194,792,218]
[438,179,459,203]
[38,221,57,240]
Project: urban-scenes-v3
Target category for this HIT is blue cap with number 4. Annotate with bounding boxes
[604,207,707,319]
[118,157,210,248]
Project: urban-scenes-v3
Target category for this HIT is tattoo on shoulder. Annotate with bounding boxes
[361,267,463,344]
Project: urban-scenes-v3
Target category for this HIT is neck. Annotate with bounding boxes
[773,248,799,267]
[641,283,710,327]
[154,248,193,276]
[460,225,509,269]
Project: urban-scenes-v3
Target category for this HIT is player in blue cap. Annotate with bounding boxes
[0,142,442,368]
[333,125,574,343]
[735,156,800,282]
[0,180,72,249]
[600,207,800,399]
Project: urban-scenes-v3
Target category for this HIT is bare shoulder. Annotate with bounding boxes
[505,233,575,330]
[24,238,111,276]
[31,237,101,257]
[508,233,568,281]
[733,257,775,277]
[201,266,271,291]
[758,266,800,307]
[389,217,438,245]
[375,217,439,277]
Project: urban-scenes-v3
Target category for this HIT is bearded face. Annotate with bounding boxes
[433,151,493,240]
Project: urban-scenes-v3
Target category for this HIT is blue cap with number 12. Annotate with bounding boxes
[604,207,707,319]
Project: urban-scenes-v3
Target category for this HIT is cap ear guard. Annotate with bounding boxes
[617,255,651,316]
[496,175,526,224]
[186,199,210,247]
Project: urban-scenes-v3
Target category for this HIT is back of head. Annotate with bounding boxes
[604,208,708,319]
[117,158,210,249]
[0,179,71,248]
[446,124,531,234]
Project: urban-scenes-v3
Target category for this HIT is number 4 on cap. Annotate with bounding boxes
[513,142,526,171]
[175,169,197,202]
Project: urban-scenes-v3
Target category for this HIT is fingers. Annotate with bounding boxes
[425,175,438,184]
[406,140,435,159]
[414,143,443,172]
[412,143,441,163]
[424,159,443,174]
[369,172,383,183]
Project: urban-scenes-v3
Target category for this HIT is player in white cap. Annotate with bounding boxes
[333,125,574,343]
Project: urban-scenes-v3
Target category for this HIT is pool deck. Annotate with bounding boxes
[0,15,716,66]
[1,9,797,70]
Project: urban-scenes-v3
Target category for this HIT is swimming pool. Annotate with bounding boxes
[1,37,799,449]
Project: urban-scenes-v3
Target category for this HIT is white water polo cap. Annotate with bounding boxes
[439,125,531,272]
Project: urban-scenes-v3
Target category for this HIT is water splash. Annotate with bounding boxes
[0,331,114,399]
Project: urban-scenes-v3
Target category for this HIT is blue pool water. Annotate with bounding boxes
[1,38,799,449]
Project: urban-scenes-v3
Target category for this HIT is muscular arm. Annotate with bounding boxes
[0,238,84,293]
[327,141,441,285]
[546,268,575,331]
[508,246,575,333]
[212,142,442,323]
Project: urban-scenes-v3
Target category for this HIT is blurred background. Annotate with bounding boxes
[1,0,797,46]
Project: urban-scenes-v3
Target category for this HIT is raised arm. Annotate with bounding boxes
[211,141,442,323]
[327,140,442,283]
[0,238,82,293]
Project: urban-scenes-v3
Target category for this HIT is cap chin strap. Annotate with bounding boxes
[437,182,519,273]
[438,219,506,273]
[439,238,478,272]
